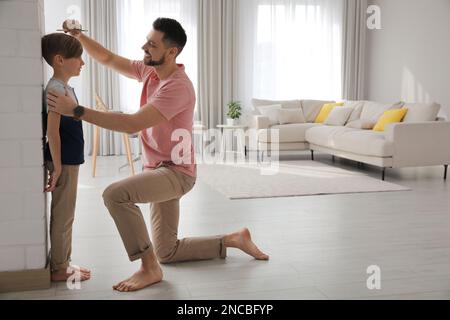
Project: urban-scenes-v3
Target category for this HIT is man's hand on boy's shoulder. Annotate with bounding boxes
[47,89,77,117]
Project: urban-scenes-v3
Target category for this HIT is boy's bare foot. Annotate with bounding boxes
[51,266,91,282]
[113,266,163,292]
[224,228,269,260]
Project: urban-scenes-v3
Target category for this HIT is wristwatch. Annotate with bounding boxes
[73,105,85,120]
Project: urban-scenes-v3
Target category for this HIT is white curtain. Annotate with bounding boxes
[197,0,238,128]
[236,0,344,108]
[342,0,367,100]
[83,0,123,156]
[116,0,198,114]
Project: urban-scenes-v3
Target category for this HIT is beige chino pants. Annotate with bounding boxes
[102,165,226,263]
[46,161,80,271]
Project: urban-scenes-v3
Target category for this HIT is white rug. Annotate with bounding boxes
[197,160,410,199]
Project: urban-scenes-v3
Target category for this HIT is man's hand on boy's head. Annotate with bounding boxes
[47,90,77,117]
[65,28,82,39]
[62,19,82,38]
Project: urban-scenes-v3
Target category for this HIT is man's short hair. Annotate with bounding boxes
[41,33,83,67]
[153,18,187,56]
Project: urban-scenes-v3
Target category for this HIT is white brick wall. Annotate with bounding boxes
[0,0,47,272]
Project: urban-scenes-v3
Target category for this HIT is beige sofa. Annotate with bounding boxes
[247,99,449,180]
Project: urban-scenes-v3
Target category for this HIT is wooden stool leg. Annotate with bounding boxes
[92,126,100,177]
[123,133,135,176]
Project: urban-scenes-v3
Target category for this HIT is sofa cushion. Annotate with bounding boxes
[305,126,394,157]
[252,98,302,111]
[343,100,365,109]
[259,123,322,143]
[301,100,335,122]
[256,104,282,125]
[343,101,364,122]
[278,108,306,125]
[324,107,354,126]
[402,102,441,123]
[306,126,357,149]
[333,130,394,157]
[345,119,377,130]
[315,102,345,123]
[373,108,408,132]
[360,101,403,124]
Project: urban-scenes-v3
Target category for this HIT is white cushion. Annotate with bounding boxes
[343,100,364,109]
[306,126,358,149]
[324,107,354,126]
[256,104,282,125]
[343,101,364,122]
[334,130,394,157]
[278,108,306,125]
[360,101,403,123]
[259,123,321,143]
[345,119,377,130]
[252,98,302,111]
[301,100,335,122]
[305,126,394,157]
[348,104,363,122]
[402,102,441,123]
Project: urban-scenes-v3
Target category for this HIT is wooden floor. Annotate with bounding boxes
[1,153,450,300]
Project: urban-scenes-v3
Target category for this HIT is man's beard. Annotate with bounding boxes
[144,54,165,66]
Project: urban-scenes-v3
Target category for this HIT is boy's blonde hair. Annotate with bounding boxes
[41,33,83,67]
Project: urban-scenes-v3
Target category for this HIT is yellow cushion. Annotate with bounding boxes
[314,102,344,123]
[373,108,408,132]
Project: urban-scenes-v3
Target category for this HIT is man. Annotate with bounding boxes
[47,18,269,292]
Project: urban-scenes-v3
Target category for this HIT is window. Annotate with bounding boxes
[237,0,344,106]
[116,0,198,113]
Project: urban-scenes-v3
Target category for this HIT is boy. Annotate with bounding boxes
[42,33,91,282]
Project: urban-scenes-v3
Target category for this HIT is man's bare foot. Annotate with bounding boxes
[51,265,91,282]
[224,228,269,260]
[113,266,163,292]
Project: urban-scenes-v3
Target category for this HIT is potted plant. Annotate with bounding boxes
[226,101,242,126]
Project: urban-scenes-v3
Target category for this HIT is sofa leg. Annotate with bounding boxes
[311,150,314,161]
[382,168,386,181]
[332,155,335,163]
[445,165,448,180]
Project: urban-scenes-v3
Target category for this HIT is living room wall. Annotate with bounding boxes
[0,0,47,275]
[365,0,450,118]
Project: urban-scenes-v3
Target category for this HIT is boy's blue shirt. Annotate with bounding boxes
[44,78,85,165]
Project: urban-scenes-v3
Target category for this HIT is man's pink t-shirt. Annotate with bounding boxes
[131,60,196,177]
